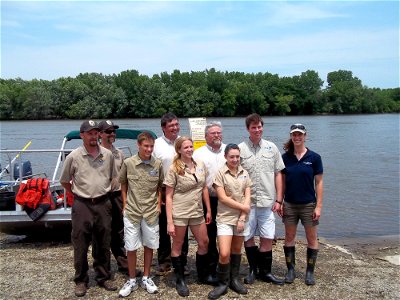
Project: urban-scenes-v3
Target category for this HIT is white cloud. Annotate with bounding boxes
[1,1,398,88]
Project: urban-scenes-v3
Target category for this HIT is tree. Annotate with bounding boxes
[274,95,294,115]
[325,70,363,113]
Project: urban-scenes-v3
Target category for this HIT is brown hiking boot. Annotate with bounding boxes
[98,279,117,291]
[74,282,87,297]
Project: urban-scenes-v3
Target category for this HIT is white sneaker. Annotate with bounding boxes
[119,279,138,297]
[141,277,158,294]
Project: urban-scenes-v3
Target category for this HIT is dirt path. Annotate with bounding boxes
[0,233,398,299]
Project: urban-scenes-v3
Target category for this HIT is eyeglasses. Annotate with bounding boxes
[208,131,222,136]
[104,130,116,134]
[290,124,306,131]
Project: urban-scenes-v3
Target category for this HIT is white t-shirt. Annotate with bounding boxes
[193,143,226,197]
[153,134,179,177]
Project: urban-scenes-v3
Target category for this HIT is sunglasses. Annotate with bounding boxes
[104,130,116,134]
[290,124,306,131]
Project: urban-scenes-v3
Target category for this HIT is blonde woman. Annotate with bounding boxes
[164,136,212,297]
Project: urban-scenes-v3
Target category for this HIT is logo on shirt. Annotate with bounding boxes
[149,169,159,176]
[303,161,312,165]
[196,168,205,174]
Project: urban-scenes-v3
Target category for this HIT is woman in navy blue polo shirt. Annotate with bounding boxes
[279,124,324,286]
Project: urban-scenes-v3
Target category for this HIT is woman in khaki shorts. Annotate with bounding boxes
[279,124,324,286]
[208,144,252,300]
[164,136,212,297]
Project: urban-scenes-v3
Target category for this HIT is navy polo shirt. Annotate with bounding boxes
[282,149,323,204]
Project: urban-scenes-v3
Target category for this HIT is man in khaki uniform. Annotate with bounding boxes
[60,120,117,297]
[98,120,129,272]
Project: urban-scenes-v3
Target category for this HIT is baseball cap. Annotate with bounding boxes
[80,120,100,133]
[98,120,120,131]
[290,123,306,134]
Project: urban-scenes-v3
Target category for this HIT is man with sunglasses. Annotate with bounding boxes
[239,113,285,286]
[99,120,129,273]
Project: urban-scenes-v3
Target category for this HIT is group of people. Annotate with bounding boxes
[60,113,324,298]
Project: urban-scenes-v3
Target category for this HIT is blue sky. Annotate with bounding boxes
[2,0,399,88]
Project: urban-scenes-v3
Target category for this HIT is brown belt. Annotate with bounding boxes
[74,193,109,204]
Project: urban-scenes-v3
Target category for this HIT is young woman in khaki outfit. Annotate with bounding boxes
[164,136,212,297]
[208,144,252,299]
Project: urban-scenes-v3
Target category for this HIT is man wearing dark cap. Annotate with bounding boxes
[60,120,117,297]
[98,120,128,272]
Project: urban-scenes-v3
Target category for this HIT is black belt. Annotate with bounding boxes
[74,193,109,204]
[110,191,121,197]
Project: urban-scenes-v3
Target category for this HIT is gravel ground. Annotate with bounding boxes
[0,233,399,300]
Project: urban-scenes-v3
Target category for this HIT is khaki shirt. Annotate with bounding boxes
[213,164,252,225]
[109,145,125,192]
[119,155,163,225]
[164,160,207,219]
[239,139,284,207]
[60,145,115,198]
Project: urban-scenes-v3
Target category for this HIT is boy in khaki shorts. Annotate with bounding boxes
[118,132,164,297]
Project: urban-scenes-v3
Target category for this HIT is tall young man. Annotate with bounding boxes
[239,113,285,285]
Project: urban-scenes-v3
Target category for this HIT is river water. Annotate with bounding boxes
[0,114,399,239]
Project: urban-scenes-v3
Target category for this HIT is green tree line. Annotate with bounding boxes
[0,68,398,120]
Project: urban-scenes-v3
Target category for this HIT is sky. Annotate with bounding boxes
[2,0,399,89]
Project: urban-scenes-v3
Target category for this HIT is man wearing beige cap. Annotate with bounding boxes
[60,120,117,297]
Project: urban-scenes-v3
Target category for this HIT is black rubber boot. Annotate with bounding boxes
[229,254,248,295]
[305,248,318,285]
[196,252,218,285]
[283,246,296,283]
[208,263,229,299]
[180,253,190,276]
[244,246,258,284]
[258,251,284,285]
[171,256,189,297]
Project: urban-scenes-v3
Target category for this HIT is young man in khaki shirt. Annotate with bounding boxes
[118,132,164,297]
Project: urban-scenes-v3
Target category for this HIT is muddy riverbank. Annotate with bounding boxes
[0,233,398,299]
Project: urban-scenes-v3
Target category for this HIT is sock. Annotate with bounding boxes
[142,276,148,281]
[129,278,136,284]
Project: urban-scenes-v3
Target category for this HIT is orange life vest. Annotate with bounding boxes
[16,178,55,210]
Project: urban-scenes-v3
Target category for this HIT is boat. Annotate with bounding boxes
[0,128,156,235]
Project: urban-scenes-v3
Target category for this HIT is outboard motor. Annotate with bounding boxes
[13,160,32,180]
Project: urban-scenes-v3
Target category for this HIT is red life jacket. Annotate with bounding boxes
[16,178,55,210]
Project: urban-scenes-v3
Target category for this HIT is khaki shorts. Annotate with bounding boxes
[217,222,250,237]
[174,216,204,226]
[282,202,319,227]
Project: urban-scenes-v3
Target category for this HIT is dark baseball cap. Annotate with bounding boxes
[98,120,120,131]
[80,120,100,133]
